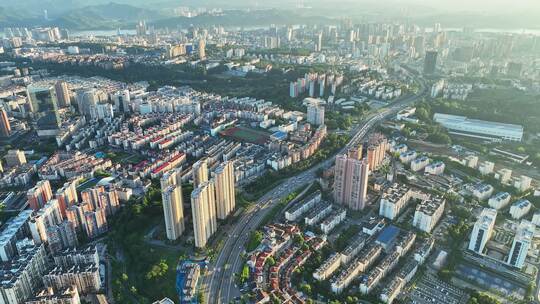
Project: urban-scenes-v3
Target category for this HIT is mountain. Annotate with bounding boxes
[0,6,43,27]
[151,9,335,29]
[51,3,165,29]
[0,2,166,30]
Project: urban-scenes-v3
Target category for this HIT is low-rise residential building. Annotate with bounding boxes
[478,161,495,175]
[424,161,445,175]
[379,184,427,220]
[510,199,532,220]
[495,168,512,184]
[488,192,511,210]
[304,203,332,226]
[341,233,369,264]
[514,175,532,193]
[284,191,321,221]
[413,196,445,233]
[471,183,494,201]
[410,156,430,172]
[399,150,417,164]
[464,155,478,168]
[313,253,342,281]
[320,208,346,234]
[330,245,382,294]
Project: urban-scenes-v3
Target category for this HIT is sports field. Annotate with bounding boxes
[220,126,270,144]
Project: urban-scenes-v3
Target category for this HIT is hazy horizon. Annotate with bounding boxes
[0,0,539,31]
[1,0,539,15]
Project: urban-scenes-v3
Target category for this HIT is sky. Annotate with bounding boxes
[410,0,540,12]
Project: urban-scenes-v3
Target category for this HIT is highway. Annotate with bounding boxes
[203,75,428,304]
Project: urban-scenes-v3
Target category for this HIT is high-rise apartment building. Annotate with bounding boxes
[81,186,119,217]
[0,244,48,304]
[27,85,61,131]
[4,149,26,167]
[307,103,325,126]
[43,264,101,295]
[75,88,100,119]
[423,50,438,74]
[365,133,389,171]
[192,158,209,188]
[112,89,131,113]
[28,199,63,244]
[333,149,370,210]
[26,286,80,304]
[315,32,323,52]
[213,161,235,220]
[198,39,206,60]
[56,180,79,217]
[412,196,446,233]
[83,208,107,239]
[160,168,185,241]
[507,220,535,269]
[468,208,497,254]
[379,184,415,220]
[0,107,10,137]
[27,180,53,211]
[54,81,71,107]
[191,181,217,248]
[46,220,78,253]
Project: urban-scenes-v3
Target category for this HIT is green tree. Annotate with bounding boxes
[300,283,312,295]
[247,231,263,251]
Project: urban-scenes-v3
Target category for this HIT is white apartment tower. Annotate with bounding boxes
[192,158,209,188]
[507,220,535,269]
[333,150,370,210]
[468,208,497,254]
[160,168,185,240]
[213,161,236,219]
[191,180,217,248]
[307,103,325,126]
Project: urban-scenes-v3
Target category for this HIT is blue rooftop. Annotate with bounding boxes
[376,225,400,245]
[271,131,288,140]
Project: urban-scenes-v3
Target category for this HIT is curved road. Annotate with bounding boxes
[203,75,428,304]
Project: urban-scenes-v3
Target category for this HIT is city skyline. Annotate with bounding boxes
[0,3,539,304]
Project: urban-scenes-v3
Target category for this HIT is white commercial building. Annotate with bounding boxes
[307,103,325,126]
[507,220,535,269]
[433,113,523,141]
[468,208,497,254]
